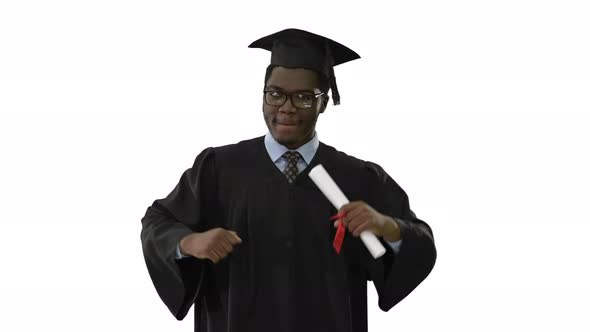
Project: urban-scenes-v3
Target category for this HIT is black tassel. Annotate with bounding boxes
[329,66,340,105]
[324,43,340,106]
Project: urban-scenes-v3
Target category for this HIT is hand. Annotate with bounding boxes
[179,228,242,264]
[335,201,401,242]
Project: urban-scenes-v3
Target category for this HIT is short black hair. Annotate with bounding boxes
[264,65,330,94]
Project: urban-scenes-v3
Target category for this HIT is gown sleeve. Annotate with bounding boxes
[364,161,437,311]
[140,147,217,320]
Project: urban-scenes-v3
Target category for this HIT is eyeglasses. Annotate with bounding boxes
[263,90,325,109]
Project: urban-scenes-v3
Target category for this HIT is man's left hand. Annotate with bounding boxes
[336,201,401,242]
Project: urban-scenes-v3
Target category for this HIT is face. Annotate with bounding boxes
[263,67,327,150]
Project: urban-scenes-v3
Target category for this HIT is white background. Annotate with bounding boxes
[1,0,589,331]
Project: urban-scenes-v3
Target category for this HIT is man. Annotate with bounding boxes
[140,28,436,332]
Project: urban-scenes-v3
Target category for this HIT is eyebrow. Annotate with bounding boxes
[266,85,317,94]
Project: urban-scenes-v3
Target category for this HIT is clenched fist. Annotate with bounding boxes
[179,228,242,263]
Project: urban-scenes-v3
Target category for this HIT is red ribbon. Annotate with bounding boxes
[330,212,346,254]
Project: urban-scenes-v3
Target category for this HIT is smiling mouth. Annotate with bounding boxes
[275,120,298,126]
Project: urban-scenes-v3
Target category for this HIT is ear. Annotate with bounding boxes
[319,95,329,113]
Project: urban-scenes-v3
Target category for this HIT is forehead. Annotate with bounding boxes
[266,67,321,92]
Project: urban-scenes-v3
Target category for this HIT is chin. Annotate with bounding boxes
[271,132,296,147]
[274,134,296,146]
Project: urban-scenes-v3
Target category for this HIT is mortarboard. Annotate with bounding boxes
[248,28,360,105]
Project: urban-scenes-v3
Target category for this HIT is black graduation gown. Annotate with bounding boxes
[140,136,436,332]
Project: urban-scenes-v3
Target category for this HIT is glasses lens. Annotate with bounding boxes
[293,93,314,108]
[265,91,285,106]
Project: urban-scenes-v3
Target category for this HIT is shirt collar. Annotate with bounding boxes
[264,131,319,164]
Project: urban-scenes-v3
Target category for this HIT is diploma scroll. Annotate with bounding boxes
[308,164,386,259]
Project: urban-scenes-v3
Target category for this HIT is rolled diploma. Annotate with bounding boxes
[308,164,386,259]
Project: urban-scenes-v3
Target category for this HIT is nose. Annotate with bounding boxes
[279,96,297,113]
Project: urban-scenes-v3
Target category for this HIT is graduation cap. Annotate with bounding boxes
[248,28,360,105]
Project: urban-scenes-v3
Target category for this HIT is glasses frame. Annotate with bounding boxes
[263,90,325,109]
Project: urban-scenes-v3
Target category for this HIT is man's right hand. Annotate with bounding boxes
[179,228,242,263]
